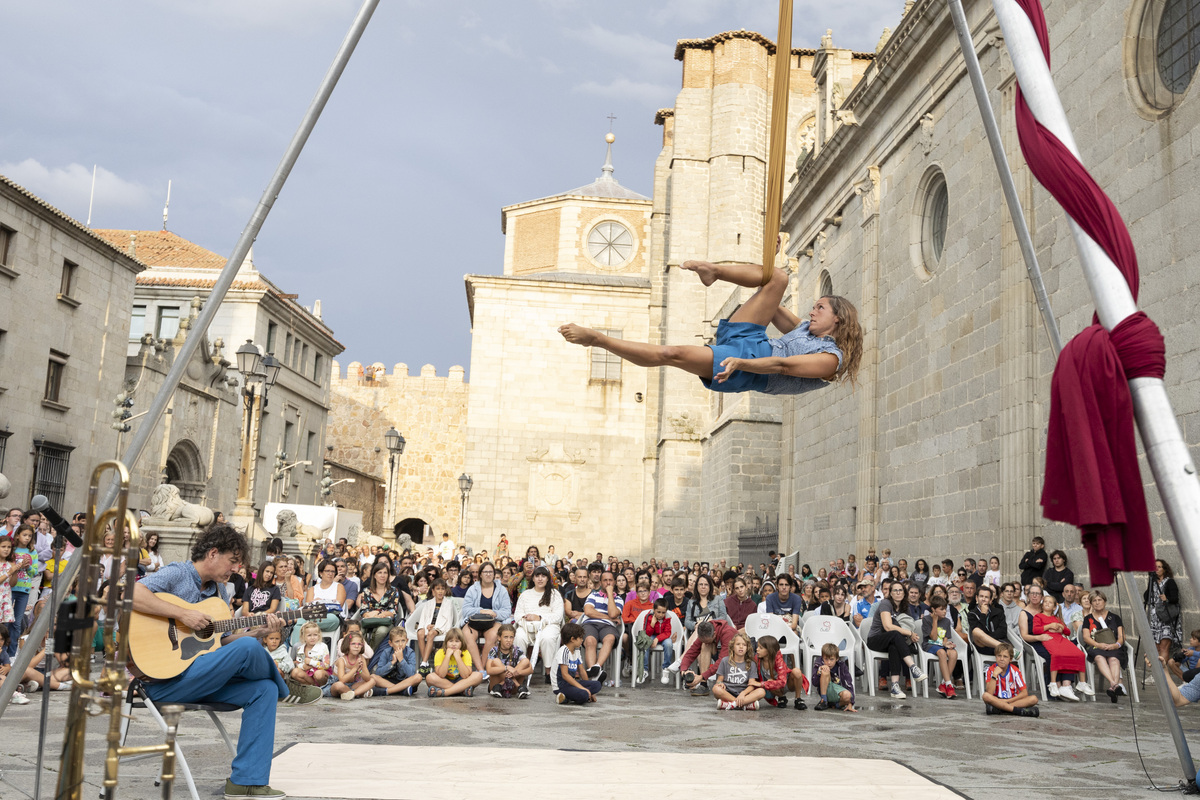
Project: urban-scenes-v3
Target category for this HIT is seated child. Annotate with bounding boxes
[341,619,374,660]
[752,634,806,710]
[923,596,959,699]
[1033,595,1086,700]
[813,642,856,712]
[0,627,29,704]
[262,628,294,678]
[370,626,424,696]
[713,632,762,710]
[983,641,1039,717]
[552,622,601,705]
[984,557,1002,587]
[1168,629,1200,683]
[290,621,331,687]
[427,628,483,697]
[636,598,676,686]
[416,579,454,675]
[486,623,534,699]
[331,631,376,701]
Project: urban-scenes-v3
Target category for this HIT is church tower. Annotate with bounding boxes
[463,135,654,557]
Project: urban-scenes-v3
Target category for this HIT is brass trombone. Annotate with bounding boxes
[56,460,183,800]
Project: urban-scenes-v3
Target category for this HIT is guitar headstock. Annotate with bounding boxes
[302,603,328,620]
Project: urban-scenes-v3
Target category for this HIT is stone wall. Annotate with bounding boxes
[326,459,385,537]
[464,275,650,559]
[325,361,467,543]
[775,0,1200,605]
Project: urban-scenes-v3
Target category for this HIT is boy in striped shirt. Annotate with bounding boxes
[984,642,1040,717]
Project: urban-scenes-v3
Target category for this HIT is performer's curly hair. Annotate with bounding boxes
[190,523,248,563]
[824,295,863,387]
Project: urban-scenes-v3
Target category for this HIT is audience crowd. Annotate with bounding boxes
[0,506,1195,717]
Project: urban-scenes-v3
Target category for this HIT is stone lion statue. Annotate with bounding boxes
[349,523,364,547]
[149,483,214,527]
[396,533,414,553]
[277,509,323,541]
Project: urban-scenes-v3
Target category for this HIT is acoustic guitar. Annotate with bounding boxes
[128,593,326,679]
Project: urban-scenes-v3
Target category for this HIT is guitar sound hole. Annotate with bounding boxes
[197,624,215,638]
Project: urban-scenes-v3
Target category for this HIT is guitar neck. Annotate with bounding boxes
[215,607,310,635]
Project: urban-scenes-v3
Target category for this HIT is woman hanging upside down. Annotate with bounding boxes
[559,259,863,394]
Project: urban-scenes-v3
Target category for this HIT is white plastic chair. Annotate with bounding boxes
[747,613,801,670]
[971,641,999,699]
[860,604,892,697]
[951,628,973,700]
[527,624,561,672]
[628,610,687,687]
[801,615,857,697]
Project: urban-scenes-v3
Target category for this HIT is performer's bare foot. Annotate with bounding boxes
[558,323,600,346]
[681,260,718,286]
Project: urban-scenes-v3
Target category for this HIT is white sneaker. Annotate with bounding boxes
[1048,682,1060,698]
[10,691,29,705]
[1059,685,1080,702]
[621,663,632,678]
[1076,681,1095,697]
[638,669,649,685]
[660,671,671,685]
[664,661,679,673]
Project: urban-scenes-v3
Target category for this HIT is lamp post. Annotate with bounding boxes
[232,340,281,537]
[458,473,472,545]
[383,426,405,532]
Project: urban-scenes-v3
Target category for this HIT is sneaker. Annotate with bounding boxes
[1048,682,1060,698]
[793,697,807,710]
[1017,706,1041,717]
[638,669,649,685]
[745,700,759,710]
[1076,681,1095,697]
[945,685,957,699]
[340,691,355,701]
[985,704,997,715]
[596,670,608,685]
[717,699,734,710]
[814,699,830,711]
[660,671,671,685]
[1116,684,1128,696]
[58,681,73,692]
[281,681,322,706]
[418,662,431,676]
[889,683,906,699]
[10,691,29,705]
[556,692,567,704]
[372,686,388,696]
[490,688,504,698]
[224,780,286,798]
[910,666,927,684]
[517,687,530,700]
[936,681,947,697]
[621,662,632,678]
[1059,685,1080,702]
[586,665,602,680]
[690,682,710,697]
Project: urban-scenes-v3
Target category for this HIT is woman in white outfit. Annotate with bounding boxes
[513,566,563,683]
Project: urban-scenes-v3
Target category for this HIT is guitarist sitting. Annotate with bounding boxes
[132,524,303,800]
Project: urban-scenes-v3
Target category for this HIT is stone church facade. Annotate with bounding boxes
[331,0,1200,585]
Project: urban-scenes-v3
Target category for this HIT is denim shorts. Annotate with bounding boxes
[700,320,772,394]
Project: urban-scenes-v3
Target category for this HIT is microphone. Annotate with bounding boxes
[30,495,83,548]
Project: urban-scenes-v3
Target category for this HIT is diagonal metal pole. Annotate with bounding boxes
[0,0,381,722]
[950,0,1198,783]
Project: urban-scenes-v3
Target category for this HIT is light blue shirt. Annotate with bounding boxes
[764,321,844,395]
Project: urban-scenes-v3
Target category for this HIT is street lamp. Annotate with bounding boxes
[384,427,405,531]
[458,473,472,543]
[233,339,281,534]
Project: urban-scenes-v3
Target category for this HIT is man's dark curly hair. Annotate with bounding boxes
[190,523,248,563]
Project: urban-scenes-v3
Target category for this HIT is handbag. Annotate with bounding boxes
[1092,628,1118,646]
[467,613,497,632]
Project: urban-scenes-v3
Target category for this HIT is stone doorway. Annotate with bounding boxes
[164,439,206,503]
[394,517,429,545]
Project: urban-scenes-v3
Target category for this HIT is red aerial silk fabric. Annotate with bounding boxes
[1012,0,1164,584]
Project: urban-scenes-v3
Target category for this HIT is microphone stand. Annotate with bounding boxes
[32,535,65,800]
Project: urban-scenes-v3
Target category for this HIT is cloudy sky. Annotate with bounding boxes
[2,0,901,376]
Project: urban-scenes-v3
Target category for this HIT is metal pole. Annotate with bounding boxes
[1119,571,1197,780]
[946,0,1062,356]
[0,0,381,721]
[31,540,65,800]
[982,0,1200,781]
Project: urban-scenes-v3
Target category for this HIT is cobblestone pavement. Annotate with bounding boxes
[1,678,1195,799]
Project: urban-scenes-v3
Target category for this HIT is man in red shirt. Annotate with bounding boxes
[679,620,736,696]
